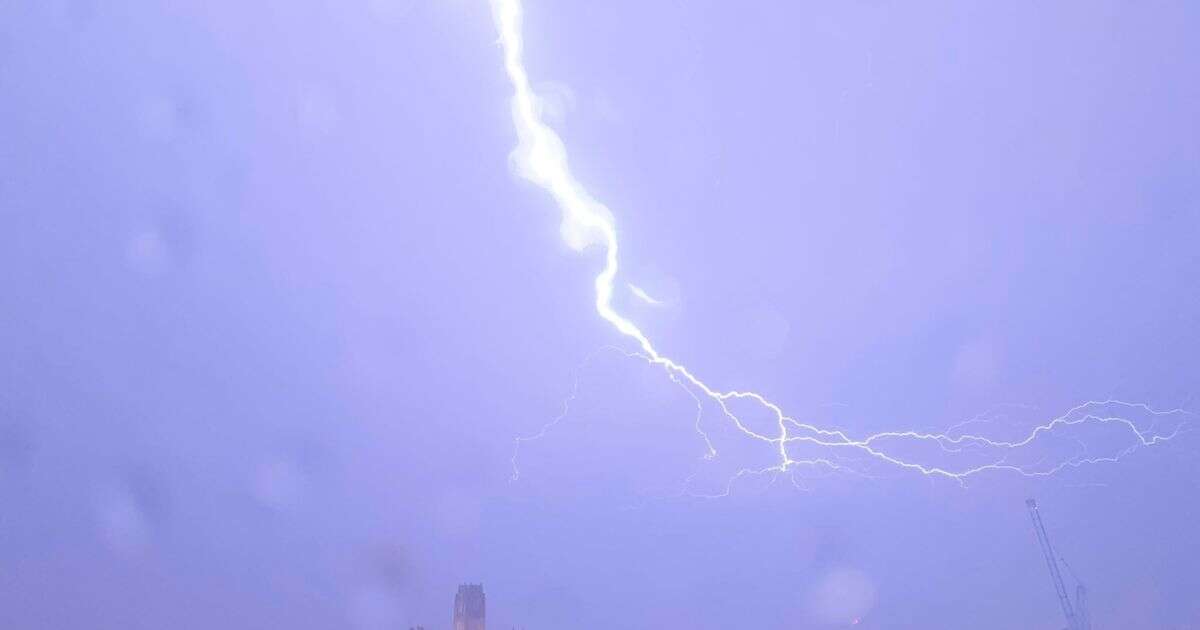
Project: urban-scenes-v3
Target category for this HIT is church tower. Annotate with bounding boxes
[453,583,485,630]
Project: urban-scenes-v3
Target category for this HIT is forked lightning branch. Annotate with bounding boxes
[490,0,1186,493]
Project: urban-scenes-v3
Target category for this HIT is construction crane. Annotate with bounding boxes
[1026,498,1091,630]
[1060,556,1092,630]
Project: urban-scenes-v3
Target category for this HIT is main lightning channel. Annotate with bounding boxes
[490,0,1185,490]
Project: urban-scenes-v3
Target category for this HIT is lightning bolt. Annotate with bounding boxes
[490,0,1187,493]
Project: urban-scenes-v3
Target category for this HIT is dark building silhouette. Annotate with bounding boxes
[453,583,485,630]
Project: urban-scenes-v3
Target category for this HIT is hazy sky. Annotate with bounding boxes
[1,1,1198,628]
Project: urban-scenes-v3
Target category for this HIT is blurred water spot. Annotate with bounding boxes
[136,95,195,143]
[126,228,171,276]
[364,543,409,588]
[345,543,414,628]
[125,211,196,277]
[805,566,876,625]
[534,81,576,131]
[94,470,167,554]
[252,457,305,511]
[96,487,149,553]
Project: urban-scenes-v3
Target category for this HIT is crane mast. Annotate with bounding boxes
[1061,555,1092,630]
[1026,498,1086,630]
[1074,583,1091,630]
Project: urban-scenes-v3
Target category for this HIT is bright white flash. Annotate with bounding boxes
[490,0,1186,492]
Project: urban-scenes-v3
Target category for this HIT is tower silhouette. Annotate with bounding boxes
[453,584,485,630]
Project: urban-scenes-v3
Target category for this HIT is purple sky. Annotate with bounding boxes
[1,1,1198,628]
